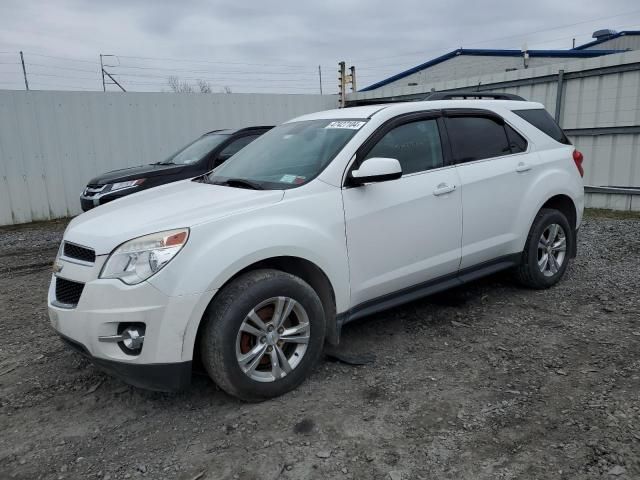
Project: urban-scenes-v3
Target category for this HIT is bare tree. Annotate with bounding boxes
[197,79,212,93]
[167,76,194,93]
[222,85,232,94]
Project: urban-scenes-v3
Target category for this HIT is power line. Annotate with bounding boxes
[114,54,314,69]
[25,62,100,74]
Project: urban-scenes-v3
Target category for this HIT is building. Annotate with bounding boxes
[360,30,640,93]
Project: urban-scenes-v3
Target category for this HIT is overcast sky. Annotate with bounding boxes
[1,0,640,93]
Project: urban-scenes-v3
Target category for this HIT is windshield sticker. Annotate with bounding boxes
[280,174,306,184]
[280,174,297,183]
[325,120,366,130]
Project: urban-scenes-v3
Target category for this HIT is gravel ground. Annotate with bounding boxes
[0,211,639,480]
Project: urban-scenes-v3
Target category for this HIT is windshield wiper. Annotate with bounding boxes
[213,178,264,190]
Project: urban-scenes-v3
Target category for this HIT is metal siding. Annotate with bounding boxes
[0,91,337,225]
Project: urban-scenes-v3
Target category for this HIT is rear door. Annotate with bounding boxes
[444,109,532,269]
[342,112,463,307]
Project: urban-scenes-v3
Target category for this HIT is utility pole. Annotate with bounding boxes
[338,62,356,107]
[100,54,126,92]
[318,65,323,95]
[338,61,347,107]
[19,51,29,91]
[349,65,356,92]
[100,54,106,92]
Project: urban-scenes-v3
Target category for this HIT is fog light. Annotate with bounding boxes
[122,327,144,350]
[98,324,145,355]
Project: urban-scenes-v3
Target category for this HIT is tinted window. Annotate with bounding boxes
[446,116,511,163]
[513,108,571,145]
[365,119,443,175]
[218,134,261,159]
[505,124,528,153]
[161,134,229,165]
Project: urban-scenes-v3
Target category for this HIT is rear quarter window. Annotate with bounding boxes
[513,109,571,145]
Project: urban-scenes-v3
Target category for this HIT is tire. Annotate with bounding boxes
[515,208,574,289]
[200,269,326,401]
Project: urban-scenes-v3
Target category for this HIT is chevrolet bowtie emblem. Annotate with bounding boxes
[53,261,63,274]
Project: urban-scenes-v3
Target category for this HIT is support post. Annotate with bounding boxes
[103,70,126,92]
[338,61,346,108]
[555,69,565,125]
[318,65,323,95]
[100,54,106,92]
[349,66,356,92]
[19,51,29,91]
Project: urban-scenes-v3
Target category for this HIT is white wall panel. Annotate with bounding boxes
[0,91,337,225]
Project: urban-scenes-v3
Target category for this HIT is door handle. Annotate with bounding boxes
[433,183,456,196]
[516,162,532,173]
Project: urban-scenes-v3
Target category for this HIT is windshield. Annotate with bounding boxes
[208,119,365,189]
[160,134,229,165]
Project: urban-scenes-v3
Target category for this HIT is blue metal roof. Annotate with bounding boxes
[573,30,640,50]
[360,48,626,92]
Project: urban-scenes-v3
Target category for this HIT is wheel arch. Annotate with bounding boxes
[541,194,577,232]
[191,256,340,365]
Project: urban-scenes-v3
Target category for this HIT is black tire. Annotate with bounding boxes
[515,208,574,289]
[200,269,325,401]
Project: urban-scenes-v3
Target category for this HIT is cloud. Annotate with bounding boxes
[0,0,638,92]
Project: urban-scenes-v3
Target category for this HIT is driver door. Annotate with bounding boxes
[342,113,463,308]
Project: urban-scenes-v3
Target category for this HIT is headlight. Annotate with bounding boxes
[100,229,189,285]
[110,179,145,191]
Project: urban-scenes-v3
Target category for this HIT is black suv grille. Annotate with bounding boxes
[63,242,95,263]
[83,184,107,198]
[55,278,85,306]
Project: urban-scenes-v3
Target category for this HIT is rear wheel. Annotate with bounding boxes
[515,208,573,289]
[200,269,325,401]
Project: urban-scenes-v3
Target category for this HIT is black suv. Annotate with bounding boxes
[80,126,272,211]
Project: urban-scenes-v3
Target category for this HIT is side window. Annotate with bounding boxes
[446,116,511,163]
[505,124,528,153]
[364,119,443,175]
[218,134,261,160]
[513,108,571,145]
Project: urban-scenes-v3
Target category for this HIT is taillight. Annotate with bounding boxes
[572,149,584,177]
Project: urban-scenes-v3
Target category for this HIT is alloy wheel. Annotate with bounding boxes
[235,296,310,382]
[537,223,567,277]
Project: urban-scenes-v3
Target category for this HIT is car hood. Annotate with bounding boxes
[87,163,189,185]
[65,179,284,254]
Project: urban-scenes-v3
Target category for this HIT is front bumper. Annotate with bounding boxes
[59,333,192,391]
[48,263,215,391]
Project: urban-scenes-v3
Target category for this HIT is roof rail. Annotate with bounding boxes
[423,91,526,101]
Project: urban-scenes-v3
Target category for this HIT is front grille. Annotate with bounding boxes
[63,242,95,263]
[83,184,106,198]
[55,278,85,306]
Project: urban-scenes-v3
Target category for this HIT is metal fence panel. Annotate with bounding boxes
[0,91,337,225]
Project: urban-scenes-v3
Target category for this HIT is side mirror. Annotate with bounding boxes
[351,157,402,185]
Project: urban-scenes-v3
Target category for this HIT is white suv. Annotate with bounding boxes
[48,97,584,400]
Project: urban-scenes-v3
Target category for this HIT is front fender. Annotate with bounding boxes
[149,196,350,312]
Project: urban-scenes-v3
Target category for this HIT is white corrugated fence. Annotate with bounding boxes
[0,91,338,225]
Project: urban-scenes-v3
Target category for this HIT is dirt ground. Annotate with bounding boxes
[0,211,639,480]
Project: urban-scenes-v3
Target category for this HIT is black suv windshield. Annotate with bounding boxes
[160,133,229,165]
[208,119,365,189]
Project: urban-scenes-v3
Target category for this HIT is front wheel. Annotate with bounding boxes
[200,269,326,401]
[515,208,574,289]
